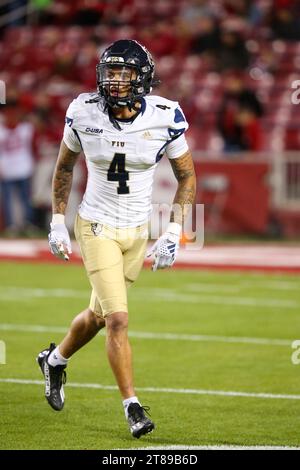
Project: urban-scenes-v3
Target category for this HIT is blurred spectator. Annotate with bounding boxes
[0,0,29,31]
[0,0,298,158]
[139,22,181,57]
[31,0,74,25]
[73,1,108,26]
[30,127,60,231]
[218,71,264,151]
[180,0,220,26]
[223,0,255,20]
[270,0,300,40]
[0,101,38,236]
[74,35,101,88]
[217,29,250,71]
[190,15,220,56]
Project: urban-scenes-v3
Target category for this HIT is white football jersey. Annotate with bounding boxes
[63,93,189,227]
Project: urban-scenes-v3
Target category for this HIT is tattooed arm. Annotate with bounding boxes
[169,150,196,226]
[52,140,80,215]
[48,141,80,260]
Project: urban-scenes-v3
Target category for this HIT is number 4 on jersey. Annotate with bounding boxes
[107,153,129,194]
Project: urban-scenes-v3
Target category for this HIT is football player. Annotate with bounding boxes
[37,40,196,439]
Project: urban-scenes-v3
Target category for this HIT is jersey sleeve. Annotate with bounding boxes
[63,99,82,153]
[165,103,189,159]
[165,133,189,159]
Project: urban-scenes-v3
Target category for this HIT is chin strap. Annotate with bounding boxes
[107,100,142,131]
[85,94,142,130]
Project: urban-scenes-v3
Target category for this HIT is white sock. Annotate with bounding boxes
[123,396,140,419]
[48,346,68,367]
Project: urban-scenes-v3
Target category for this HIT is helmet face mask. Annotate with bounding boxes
[97,64,140,108]
[97,40,155,109]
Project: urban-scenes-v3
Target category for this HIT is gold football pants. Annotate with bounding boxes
[74,214,148,318]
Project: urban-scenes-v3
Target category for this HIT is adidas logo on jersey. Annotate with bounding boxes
[142,131,152,139]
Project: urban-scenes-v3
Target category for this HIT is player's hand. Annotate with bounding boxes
[48,221,72,261]
[147,223,181,272]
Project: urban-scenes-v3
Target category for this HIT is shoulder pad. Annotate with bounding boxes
[65,93,98,127]
[147,95,188,128]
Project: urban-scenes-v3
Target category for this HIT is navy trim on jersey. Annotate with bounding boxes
[168,127,186,139]
[140,98,146,115]
[155,127,186,163]
[72,129,83,149]
[65,116,73,127]
[174,108,185,123]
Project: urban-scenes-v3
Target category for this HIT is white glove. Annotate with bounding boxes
[48,214,72,261]
[147,222,181,272]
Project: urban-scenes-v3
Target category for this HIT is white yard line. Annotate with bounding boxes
[0,323,292,346]
[128,331,291,346]
[0,323,68,334]
[0,287,89,300]
[186,284,241,293]
[187,281,300,292]
[240,280,300,290]
[0,285,299,309]
[132,289,299,309]
[0,378,300,401]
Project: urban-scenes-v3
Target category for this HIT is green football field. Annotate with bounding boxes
[0,261,299,449]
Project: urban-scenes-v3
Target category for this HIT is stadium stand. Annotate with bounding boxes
[1,0,300,236]
[1,0,300,151]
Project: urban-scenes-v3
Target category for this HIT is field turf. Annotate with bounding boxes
[0,261,299,449]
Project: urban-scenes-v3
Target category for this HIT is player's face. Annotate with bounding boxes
[102,66,137,98]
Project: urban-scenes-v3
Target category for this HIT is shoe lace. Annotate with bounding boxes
[130,404,151,421]
[141,405,151,417]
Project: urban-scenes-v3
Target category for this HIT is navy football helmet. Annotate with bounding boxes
[96,39,155,109]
